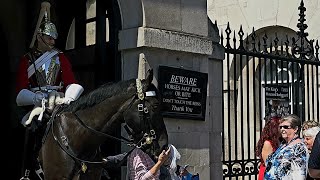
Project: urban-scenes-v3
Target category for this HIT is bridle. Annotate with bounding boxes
[123,79,157,149]
[49,79,158,168]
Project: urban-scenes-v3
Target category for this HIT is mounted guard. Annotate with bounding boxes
[15,1,83,179]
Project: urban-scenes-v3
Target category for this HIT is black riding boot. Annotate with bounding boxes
[20,121,44,180]
[20,128,36,180]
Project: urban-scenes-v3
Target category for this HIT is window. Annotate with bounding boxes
[85,0,109,46]
[69,0,121,83]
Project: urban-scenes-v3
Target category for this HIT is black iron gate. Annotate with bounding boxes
[221,1,320,179]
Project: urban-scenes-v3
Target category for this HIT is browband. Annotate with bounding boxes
[145,91,156,97]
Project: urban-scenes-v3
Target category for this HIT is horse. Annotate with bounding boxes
[37,69,168,179]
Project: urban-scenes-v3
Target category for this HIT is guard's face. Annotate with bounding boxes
[37,34,55,51]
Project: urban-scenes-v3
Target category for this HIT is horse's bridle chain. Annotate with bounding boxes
[135,101,156,148]
[131,79,157,149]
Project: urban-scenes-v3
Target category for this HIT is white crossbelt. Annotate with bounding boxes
[27,50,59,78]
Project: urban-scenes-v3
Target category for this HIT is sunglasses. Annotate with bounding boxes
[279,125,292,129]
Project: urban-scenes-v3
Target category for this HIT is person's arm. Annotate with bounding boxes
[148,148,171,176]
[16,56,30,93]
[261,140,273,164]
[59,53,77,87]
[309,133,320,178]
[59,53,84,104]
[103,152,127,168]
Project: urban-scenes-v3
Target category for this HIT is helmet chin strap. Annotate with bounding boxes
[39,34,54,51]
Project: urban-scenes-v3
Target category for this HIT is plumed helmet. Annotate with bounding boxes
[38,11,58,39]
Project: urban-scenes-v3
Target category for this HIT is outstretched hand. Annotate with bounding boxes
[148,147,172,177]
[158,147,171,165]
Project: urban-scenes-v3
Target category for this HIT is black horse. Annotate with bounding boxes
[38,69,168,179]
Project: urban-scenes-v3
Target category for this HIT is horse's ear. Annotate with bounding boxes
[142,69,153,91]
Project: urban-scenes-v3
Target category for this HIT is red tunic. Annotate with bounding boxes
[16,50,77,93]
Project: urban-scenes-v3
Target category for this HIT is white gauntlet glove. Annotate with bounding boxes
[64,84,84,105]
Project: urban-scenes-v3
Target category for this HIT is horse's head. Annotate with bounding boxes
[122,69,168,159]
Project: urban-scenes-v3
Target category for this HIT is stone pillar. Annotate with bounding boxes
[207,19,225,179]
[118,0,224,179]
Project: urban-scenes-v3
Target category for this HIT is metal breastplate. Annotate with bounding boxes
[34,54,61,86]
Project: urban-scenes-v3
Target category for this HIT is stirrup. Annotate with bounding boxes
[35,166,44,180]
[19,169,30,180]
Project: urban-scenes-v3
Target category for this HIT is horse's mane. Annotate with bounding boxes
[62,79,136,113]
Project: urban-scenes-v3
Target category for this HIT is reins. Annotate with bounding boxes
[73,112,133,143]
[51,120,105,164]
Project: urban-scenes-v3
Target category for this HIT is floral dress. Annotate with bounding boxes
[264,140,309,180]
